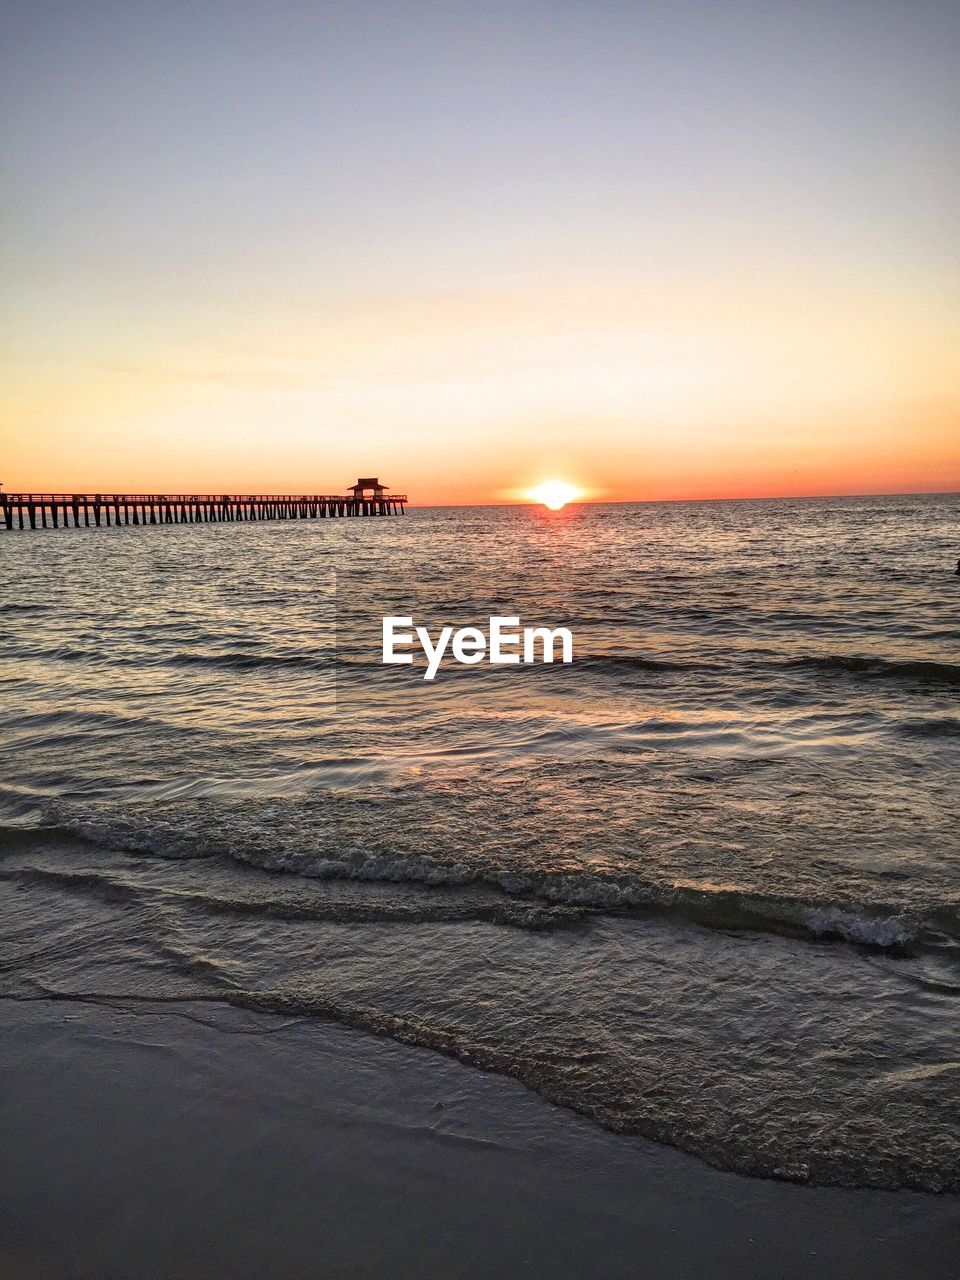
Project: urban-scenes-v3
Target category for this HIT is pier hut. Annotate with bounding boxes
[349,478,392,516]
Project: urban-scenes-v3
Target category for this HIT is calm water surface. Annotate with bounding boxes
[2,496,958,1190]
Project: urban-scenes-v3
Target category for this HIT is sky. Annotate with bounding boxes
[1,0,958,503]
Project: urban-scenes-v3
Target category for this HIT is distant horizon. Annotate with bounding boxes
[420,487,960,507]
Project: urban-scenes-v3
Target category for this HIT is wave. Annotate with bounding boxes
[280,861,945,951]
[12,980,955,1192]
[6,643,335,674]
[786,655,960,686]
[574,653,708,673]
[201,988,956,1191]
[4,862,585,932]
[564,651,960,687]
[10,632,959,691]
[169,649,331,673]
[29,817,957,954]
[5,643,386,676]
[175,651,700,677]
[895,716,960,739]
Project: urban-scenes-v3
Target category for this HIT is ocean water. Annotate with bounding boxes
[2,495,958,1192]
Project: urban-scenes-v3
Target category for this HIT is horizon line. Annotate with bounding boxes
[4,487,957,508]
[425,488,960,508]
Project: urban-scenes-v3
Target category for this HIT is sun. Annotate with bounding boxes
[528,479,581,510]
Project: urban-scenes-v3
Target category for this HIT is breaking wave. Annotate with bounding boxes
[28,817,957,954]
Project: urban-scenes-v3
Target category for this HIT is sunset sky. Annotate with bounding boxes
[2,0,958,503]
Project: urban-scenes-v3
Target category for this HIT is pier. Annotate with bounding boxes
[1,479,406,531]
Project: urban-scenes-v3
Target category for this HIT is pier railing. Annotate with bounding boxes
[1,492,407,530]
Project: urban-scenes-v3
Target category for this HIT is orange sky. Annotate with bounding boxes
[3,2,958,504]
[4,269,958,503]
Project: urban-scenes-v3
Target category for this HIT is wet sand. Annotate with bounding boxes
[2,998,957,1279]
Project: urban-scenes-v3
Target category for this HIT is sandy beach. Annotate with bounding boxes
[2,997,957,1280]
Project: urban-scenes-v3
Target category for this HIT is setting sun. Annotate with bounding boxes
[528,480,581,510]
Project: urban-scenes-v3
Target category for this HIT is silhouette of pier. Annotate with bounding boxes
[1,480,406,531]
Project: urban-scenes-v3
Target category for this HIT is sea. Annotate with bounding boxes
[2,494,958,1192]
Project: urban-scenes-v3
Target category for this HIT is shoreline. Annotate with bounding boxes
[3,997,957,1280]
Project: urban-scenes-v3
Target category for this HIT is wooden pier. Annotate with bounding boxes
[2,482,406,531]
